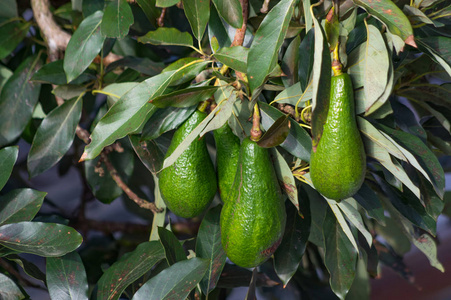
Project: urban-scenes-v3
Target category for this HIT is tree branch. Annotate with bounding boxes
[231,0,249,47]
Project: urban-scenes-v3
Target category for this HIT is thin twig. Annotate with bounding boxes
[231,0,249,47]
[157,8,167,27]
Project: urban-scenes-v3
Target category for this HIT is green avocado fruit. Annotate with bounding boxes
[159,110,217,218]
[220,137,286,268]
[310,72,366,201]
[213,122,240,202]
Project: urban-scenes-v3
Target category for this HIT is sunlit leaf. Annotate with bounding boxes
[138,27,193,48]
[213,46,248,73]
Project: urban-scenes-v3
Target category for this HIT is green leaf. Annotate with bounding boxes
[352,0,416,47]
[354,183,385,225]
[213,46,248,73]
[338,199,372,247]
[182,0,210,41]
[0,146,18,190]
[129,136,165,175]
[136,0,160,27]
[325,198,359,253]
[158,227,187,265]
[84,148,134,203]
[208,5,232,50]
[417,37,451,77]
[64,11,106,82]
[46,252,89,300]
[32,60,96,85]
[156,0,180,7]
[7,254,46,283]
[270,148,299,210]
[52,85,87,100]
[82,0,105,16]
[101,0,134,39]
[199,87,236,136]
[310,9,332,147]
[281,35,300,87]
[132,258,210,300]
[0,55,42,147]
[138,27,194,48]
[0,21,30,60]
[364,23,390,112]
[323,207,358,299]
[298,29,314,91]
[0,273,24,300]
[151,86,218,108]
[211,0,243,29]
[149,176,167,241]
[247,0,295,95]
[97,241,165,300]
[164,59,210,86]
[105,56,165,76]
[273,199,310,286]
[272,81,312,107]
[245,268,258,300]
[260,101,311,162]
[141,106,196,141]
[0,189,46,226]
[257,115,290,148]
[0,222,82,257]
[27,97,83,178]
[196,206,227,295]
[0,0,18,19]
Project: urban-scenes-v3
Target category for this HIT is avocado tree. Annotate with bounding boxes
[0,0,450,299]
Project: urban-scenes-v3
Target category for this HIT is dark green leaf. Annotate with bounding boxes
[0,189,46,226]
[354,183,385,225]
[418,36,451,76]
[274,198,310,286]
[64,11,106,82]
[0,55,42,147]
[0,222,82,257]
[151,86,218,108]
[6,254,46,283]
[211,0,243,29]
[196,206,227,295]
[101,0,134,39]
[82,0,105,16]
[397,84,451,108]
[208,5,232,49]
[418,174,444,221]
[182,0,210,41]
[136,0,160,27]
[156,0,180,7]
[216,264,279,288]
[132,258,210,300]
[129,135,165,175]
[105,56,165,76]
[0,146,18,190]
[281,35,300,87]
[84,148,134,203]
[0,0,18,19]
[138,27,193,48]
[257,114,290,148]
[352,0,416,46]
[213,46,248,73]
[0,273,24,300]
[158,227,187,265]
[298,29,314,91]
[46,252,89,300]
[0,21,30,60]
[27,97,82,178]
[259,101,311,162]
[245,268,258,300]
[323,208,358,299]
[32,60,96,85]
[247,0,295,95]
[97,241,165,300]
[141,106,196,141]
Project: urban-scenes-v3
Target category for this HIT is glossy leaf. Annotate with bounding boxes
[32,60,95,85]
[84,148,134,203]
[0,273,24,300]
[158,227,187,265]
[0,55,42,147]
[46,251,89,300]
[141,106,196,141]
[247,0,295,95]
[257,115,290,148]
[97,241,165,300]
[274,199,310,286]
[138,27,193,48]
[64,11,106,82]
[101,0,134,39]
[156,0,180,7]
[151,86,218,108]
[364,23,390,112]
[270,148,299,210]
[0,146,18,190]
[213,46,248,73]
[0,21,30,60]
[196,206,227,295]
[132,258,210,300]
[27,97,82,178]
[0,222,82,257]
[260,101,311,162]
[0,189,46,226]
[353,0,415,46]
[323,207,358,299]
[310,7,331,147]
[182,0,210,41]
[211,0,243,29]
[208,5,232,49]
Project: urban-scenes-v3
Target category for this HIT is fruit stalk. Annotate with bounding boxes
[250,103,262,141]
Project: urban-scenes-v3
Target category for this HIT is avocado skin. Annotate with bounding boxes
[310,73,366,201]
[213,123,240,202]
[159,110,217,218]
[220,137,286,268]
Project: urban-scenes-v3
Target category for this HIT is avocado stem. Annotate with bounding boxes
[332,43,343,77]
[250,103,262,141]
